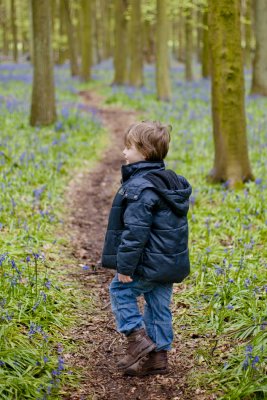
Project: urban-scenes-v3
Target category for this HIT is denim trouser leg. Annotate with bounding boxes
[109,274,173,351]
[109,275,145,335]
[143,284,173,351]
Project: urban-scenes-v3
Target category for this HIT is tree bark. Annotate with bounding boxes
[208,0,253,187]
[63,0,79,76]
[11,0,18,62]
[177,9,184,62]
[80,0,92,81]
[244,0,252,69]
[251,0,267,95]
[1,0,9,56]
[30,0,56,126]
[156,0,171,101]
[113,0,128,85]
[185,6,193,81]
[143,19,155,63]
[58,0,68,65]
[128,0,143,87]
[202,8,210,78]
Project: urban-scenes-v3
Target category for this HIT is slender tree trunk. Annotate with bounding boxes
[244,0,252,69]
[58,0,68,64]
[185,6,193,81]
[128,0,143,87]
[178,10,184,62]
[113,0,128,84]
[1,0,9,56]
[11,0,18,62]
[63,0,79,75]
[30,0,56,126]
[196,8,202,63]
[143,19,155,63]
[105,2,113,58]
[80,0,92,81]
[202,8,210,78]
[251,0,267,95]
[208,0,253,186]
[156,0,171,101]
[92,0,100,63]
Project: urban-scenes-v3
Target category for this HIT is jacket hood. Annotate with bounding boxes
[144,170,192,216]
[121,160,165,183]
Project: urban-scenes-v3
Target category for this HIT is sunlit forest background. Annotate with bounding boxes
[0,0,266,399]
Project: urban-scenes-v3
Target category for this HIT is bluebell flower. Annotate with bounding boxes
[44,280,52,289]
[242,357,249,370]
[82,265,90,271]
[255,178,262,185]
[252,356,260,368]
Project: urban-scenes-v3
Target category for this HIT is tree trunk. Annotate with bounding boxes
[80,0,92,81]
[128,0,143,87]
[1,0,9,56]
[243,0,252,69]
[156,0,171,101]
[143,19,155,63]
[196,8,202,63]
[58,0,68,65]
[177,10,184,62]
[208,0,253,187]
[185,6,193,81]
[30,0,56,126]
[202,8,210,78]
[63,0,79,76]
[11,0,18,62]
[251,0,267,95]
[113,0,128,84]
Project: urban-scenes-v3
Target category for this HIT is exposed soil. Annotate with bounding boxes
[61,92,216,400]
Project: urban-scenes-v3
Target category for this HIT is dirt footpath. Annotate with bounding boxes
[62,92,213,400]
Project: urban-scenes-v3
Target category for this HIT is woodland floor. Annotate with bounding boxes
[61,92,217,400]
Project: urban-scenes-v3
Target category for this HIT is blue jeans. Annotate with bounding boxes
[109,273,173,351]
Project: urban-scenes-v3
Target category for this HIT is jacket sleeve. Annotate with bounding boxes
[117,190,155,276]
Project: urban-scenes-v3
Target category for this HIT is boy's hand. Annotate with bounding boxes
[118,273,133,283]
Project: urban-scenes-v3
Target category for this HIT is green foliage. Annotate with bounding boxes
[0,64,106,399]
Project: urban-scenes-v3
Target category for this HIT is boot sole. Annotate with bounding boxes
[118,342,156,370]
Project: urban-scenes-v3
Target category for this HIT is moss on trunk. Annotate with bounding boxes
[63,0,79,76]
[128,0,143,87]
[80,0,92,82]
[185,6,193,81]
[208,0,254,187]
[156,0,171,101]
[30,0,56,126]
[202,9,210,78]
[113,0,128,85]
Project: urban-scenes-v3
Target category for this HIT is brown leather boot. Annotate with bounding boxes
[123,350,169,376]
[117,328,156,370]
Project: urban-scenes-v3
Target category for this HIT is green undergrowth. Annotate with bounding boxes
[0,64,107,399]
[87,63,267,399]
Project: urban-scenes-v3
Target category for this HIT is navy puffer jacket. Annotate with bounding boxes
[101,161,192,283]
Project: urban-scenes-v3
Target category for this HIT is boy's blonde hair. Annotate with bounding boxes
[125,121,171,161]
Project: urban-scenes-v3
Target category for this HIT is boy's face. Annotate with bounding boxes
[123,143,146,165]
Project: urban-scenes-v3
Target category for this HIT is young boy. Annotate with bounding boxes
[101,121,192,376]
